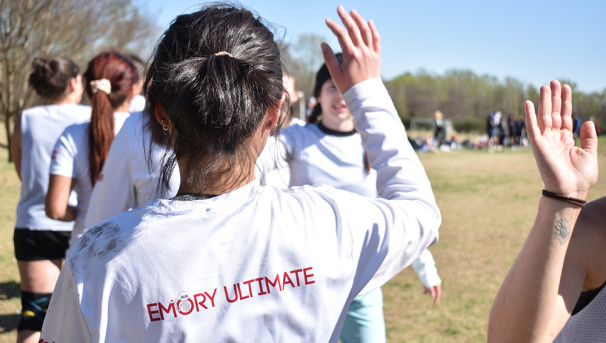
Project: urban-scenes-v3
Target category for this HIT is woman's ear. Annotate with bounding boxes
[154,100,170,128]
[264,94,285,131]
[69,75,82,92]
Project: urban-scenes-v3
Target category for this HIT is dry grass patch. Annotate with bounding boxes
[1,122,605,342]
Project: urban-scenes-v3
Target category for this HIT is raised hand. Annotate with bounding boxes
[525,80,598,199]
[322,6,381,94]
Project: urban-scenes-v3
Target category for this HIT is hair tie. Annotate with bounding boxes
[214,51,232,57]
[90,79,111,95]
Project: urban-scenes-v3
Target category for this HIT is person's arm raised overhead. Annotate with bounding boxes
[488,80,599,342]
[321,7,440,294]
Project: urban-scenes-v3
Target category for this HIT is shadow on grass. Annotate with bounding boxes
[0,281,20,333]
[0,281,19,301]
[0,313,19,333]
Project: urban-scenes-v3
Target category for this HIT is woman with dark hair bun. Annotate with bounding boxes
[40,5,440,342]
[11,55,89,343]
[45,51,138,248]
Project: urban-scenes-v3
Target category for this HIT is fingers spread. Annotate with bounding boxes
[336,6,362,49]
[580,120,598,156]
[325,17,353,56]
[350,9,371,47]
[369,20,381,54]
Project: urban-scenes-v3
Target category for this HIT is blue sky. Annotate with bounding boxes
[138,0,606,94]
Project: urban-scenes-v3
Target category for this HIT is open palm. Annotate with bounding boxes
[525,80,598,199]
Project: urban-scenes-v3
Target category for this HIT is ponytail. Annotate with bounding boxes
[83,51,138,184]
[88,90,115,184]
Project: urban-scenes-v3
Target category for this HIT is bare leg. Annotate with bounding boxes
[17,259,62,343]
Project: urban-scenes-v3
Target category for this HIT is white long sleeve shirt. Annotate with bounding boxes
[40,78,440,342]
[49,112,129,245]
[84,112,179,229]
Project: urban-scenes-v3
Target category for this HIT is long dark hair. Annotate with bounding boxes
[28,56,80,100]
[144,4,284,193]
[83,51,138,185]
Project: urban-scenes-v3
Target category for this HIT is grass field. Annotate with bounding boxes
[0,127,604,342]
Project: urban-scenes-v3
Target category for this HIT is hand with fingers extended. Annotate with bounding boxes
[525,80,598,200]
[322,6,381,95]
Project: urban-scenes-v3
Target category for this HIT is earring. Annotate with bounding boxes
[161,119,169,132]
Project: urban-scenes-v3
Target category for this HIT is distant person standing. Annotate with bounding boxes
[433,110,445,147]
[10,56,90,343]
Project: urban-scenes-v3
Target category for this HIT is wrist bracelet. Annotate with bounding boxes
[541,189,586,207]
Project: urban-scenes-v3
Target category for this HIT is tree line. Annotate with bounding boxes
[2,3,604,162]
[0,0,158,161]
[283,35,606,134]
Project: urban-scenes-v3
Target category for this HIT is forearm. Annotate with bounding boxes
[10,117,22,180]
[345,79,441,294]
[344,78,439,218]
[412,249,441,288]
[488,197,583,342]
[47,204,77,222]
[46,174,76,222]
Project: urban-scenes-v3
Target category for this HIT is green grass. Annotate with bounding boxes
[1,128,605,342]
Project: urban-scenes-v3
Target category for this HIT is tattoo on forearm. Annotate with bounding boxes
[553,218,570,245]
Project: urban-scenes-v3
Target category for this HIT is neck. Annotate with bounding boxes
[177,159,256,196]
[52,95,77,105]
[114,100,131,113]
[321,115,355,132]
[176,129,268,196]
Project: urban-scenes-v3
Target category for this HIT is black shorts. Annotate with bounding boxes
[13,229,70,261]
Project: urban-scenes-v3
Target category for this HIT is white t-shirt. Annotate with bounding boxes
[49,112,129,244]
[128,94,146,113]
[15,104,90,231]
[84,111,180,229]
[281,121,441,288]
[40,78,441,342]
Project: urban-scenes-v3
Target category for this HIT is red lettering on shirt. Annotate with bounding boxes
[236,283,250,300]
[290,269,303,286]
[282,271,295,288]
[205,289,217,307]
[255,277,267,295]
[265,274,283,293]
[145,267,315,322]
[242,279,255,298]
[224,285,238,303]
[147,303,161,322]
[303,267,315,285]
[194,293,207,310]
[159,301,177,319]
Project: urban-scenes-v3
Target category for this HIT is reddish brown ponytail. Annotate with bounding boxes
[83,51,138,184]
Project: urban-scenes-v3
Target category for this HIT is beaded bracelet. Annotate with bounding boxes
[542,189,586,207]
